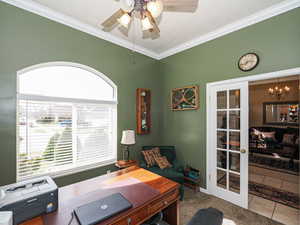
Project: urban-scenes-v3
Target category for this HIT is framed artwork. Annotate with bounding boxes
[136,88,151,134]
[171,85,199,111]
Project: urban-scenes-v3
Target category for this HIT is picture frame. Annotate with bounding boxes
[136,88,151,134]
[171,85,199,111]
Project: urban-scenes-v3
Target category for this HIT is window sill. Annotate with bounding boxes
[17,158,117,182]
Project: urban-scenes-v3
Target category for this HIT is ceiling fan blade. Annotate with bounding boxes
[142,30,160,40]
[101,9,125,28]
[145,11,160,34]
[162,0,199,12]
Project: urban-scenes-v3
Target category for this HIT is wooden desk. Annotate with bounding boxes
[21,166,180,225]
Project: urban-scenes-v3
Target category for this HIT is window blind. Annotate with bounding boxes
[17,99,115,180]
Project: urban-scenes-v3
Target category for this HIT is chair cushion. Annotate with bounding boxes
[261,131,276,142]
[187,208,223,225]
[282,133,295,145]
[146,167,184,184]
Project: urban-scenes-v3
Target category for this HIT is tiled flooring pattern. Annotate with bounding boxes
[181,188,283,225]
[248,165,300,225]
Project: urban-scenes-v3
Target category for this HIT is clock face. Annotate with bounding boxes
[238,53,259,71]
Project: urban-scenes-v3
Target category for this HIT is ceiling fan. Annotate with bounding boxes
[101,0,199,36]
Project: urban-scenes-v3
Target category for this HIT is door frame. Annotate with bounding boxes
[206,67,300,208]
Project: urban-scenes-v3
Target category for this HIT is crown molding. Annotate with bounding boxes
[2,0,300,60]
[157,0,300,59]
[1,0,160,59]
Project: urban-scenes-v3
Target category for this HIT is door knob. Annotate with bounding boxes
[241,149,247,153]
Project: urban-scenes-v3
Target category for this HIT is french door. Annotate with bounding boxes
[208,81,249,208]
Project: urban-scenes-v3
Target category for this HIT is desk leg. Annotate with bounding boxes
[163,200,179,225]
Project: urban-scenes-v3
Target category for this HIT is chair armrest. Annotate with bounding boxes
[140,162,148,169]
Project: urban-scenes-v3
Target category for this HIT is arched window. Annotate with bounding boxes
[17,63,117,180]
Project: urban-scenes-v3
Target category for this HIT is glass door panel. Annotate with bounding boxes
[217,111,227,129]
[217,169,227,189]
[229,152,240,172]
[217,150,227,169]
[229,111,240,129]
[229,131,240,151]
[217,131,227,149]
[229,173,240,194]
[217,91,227,109]
[229,89,240,108]
[212,82,248,208]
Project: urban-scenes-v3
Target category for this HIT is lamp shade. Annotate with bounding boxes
[121,130,136,145]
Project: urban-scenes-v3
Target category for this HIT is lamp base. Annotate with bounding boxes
[122,145,130,161]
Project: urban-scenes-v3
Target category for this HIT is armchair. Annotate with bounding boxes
[140,146,185,200]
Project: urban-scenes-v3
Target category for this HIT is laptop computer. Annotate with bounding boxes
[74,193,133,225]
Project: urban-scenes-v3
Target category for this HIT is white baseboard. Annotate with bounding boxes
[199,187,210,194]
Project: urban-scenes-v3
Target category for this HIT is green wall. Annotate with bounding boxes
[0,2,162,186]
[159,8,300,188]
[1,1,299,189]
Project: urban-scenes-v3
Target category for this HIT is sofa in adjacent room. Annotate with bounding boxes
[249,126,299,172]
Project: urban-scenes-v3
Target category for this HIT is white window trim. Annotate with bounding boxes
[16,62,118,181]
[17,62,118,101]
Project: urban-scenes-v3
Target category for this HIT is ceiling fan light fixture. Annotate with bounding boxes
[147,0,164,18]
[117,13,132,28]
[121,0,135,12]
[141,16,153,31]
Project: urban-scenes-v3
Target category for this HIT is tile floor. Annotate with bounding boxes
[248,165,300,225]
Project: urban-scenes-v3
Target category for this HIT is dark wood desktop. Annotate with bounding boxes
[21,166,180,225]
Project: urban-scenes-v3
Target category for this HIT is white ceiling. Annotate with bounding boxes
[5,0,300,59]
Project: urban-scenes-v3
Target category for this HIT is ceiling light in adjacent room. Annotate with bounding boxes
[284,85,290,91]
[267,83,291,99]
[147,0,164,18]
[117,13,131,28]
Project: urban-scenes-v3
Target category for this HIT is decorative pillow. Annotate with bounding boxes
[155,156,172,169]
[141,150,155,167]
[261,131,276,141]
[141,147,161,167]
[252,128,262,136]
[282,134,295,145]
[251,128,263,140]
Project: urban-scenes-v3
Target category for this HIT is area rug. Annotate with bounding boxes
[249,154,299,175]
[250,162,299,176]
[218,175,300,209]
[180,188,283,225]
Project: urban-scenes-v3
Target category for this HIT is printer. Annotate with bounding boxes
[0,176,58,225]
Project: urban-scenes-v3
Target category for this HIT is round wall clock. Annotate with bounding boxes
[238,53,259,72]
